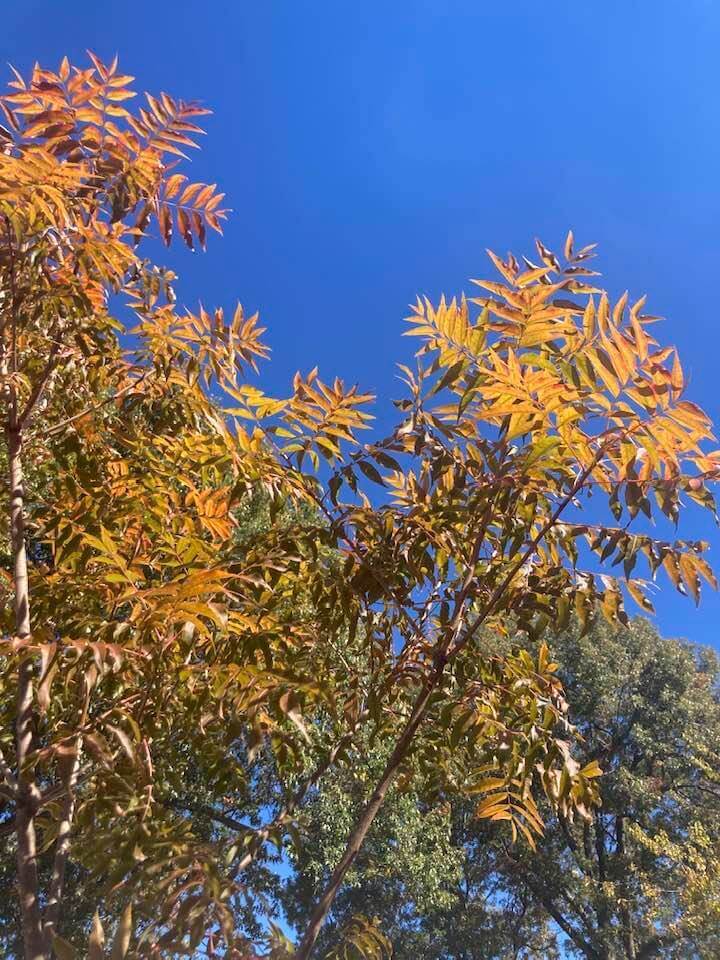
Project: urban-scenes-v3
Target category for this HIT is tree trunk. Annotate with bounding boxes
[593,810,611,957]
[616,816,637,960]
[295,676,438,960]
[9,423,47,960]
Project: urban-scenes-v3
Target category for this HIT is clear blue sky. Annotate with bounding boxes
[5,0,720,648]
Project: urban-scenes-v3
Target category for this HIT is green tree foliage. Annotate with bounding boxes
[1,53,718,960]
[284,736,464,955]
[298,619,717,960]
[491,618,720,959]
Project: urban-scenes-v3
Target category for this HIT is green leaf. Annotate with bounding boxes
[523,436,561,468]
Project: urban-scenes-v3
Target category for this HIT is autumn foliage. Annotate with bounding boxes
[0,55,717,960]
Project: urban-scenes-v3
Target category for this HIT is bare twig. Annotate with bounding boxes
[44,369,149,437]
[16,326,62,429]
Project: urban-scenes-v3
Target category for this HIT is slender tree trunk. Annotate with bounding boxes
[295,675,438,960]
[44,740,82,943]
[593,810,611,957]
[616,816,637,960]
[9,426,31,639]
[9,422,47,960]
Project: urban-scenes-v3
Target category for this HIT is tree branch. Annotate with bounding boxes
[166,798,253,834]
[448,450,606,663]
[233,719,365,877]
[43,369,149,438]
[519,868,604,960]
[16,329,62,430]
[4,213,47,959]
[295,449,609,960]
[43,738,82,942]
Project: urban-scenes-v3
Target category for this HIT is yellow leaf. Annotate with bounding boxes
[89,912,105,960]
[579,760,603,779]
[111,903,133,960]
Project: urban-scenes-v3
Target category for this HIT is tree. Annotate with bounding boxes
[1,53,718,960]
[291,245,720,957]
[0,53,374,959]
[284,730,562,960]
[490,617,720,959]
[0,51,245,959]
[287,619,720,960]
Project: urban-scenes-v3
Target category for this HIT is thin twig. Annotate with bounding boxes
[17,324,62,429]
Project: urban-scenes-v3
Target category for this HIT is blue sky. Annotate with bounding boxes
[5,0,720,648]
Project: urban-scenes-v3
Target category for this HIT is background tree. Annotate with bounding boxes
[489,617,720,960]
[287,618,720,960]
[284,734,464,956]
[284,735,560,960]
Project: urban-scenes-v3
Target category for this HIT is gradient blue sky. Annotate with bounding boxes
[5,1,720,648]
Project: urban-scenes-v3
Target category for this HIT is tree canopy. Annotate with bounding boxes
[0,54,718,960]
[290,618,720,960]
